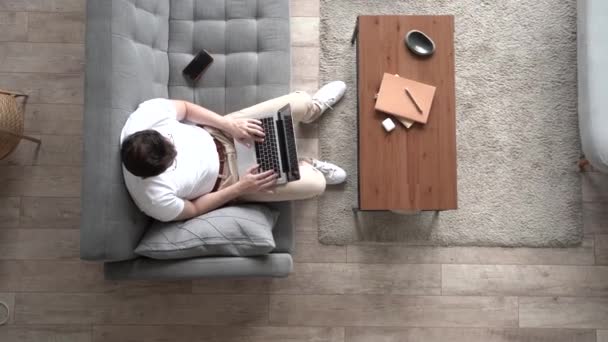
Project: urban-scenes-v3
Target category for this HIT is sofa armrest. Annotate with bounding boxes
[104,254,293,280]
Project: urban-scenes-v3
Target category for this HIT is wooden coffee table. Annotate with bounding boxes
[353,15,457,211]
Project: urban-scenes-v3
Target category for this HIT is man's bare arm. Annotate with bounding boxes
[172,100,228,129]
[174,182,243,221]
[172,100,264,143]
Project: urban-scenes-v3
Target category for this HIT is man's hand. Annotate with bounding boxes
[225,117,265,145]
[237,164,278,194]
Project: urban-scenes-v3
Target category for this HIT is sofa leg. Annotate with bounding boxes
[578,157,591,172]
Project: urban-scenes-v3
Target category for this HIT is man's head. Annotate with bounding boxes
[121,130,177,178]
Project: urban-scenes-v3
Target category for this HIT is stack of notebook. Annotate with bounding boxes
[375,73,436,129]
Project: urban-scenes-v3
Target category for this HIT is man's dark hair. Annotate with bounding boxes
[121,130,177,178]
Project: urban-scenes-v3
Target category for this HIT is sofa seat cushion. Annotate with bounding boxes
[135,204,279,259]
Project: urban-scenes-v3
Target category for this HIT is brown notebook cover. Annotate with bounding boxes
[375,73,436,124]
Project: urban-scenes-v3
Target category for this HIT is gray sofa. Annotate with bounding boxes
[578,0,608,172]
[81,0,294,279]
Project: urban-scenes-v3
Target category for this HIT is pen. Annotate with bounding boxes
[404,87,423,114]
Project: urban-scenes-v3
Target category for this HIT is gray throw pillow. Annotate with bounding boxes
[135,204,279,259]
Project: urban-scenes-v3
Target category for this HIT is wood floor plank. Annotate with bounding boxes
[193,278,271,294]
[0,42,84,73]
[291,43,320,108]
[292,76,319,96]
[269,295,518,328]
[295,120,319,139]
[19,197,80,228]
[93,325,344,342]
[15,293,269,325]
[519,297,608,329]
[596,234,608,265]
[194,263,439,295]
[295,231,347,263]
[0,12,28,42]
[296,138,318,159]
[291,0,320,17]
[27,12,85,43]
[0,293,15,325]
[293,199,318,231]
[291,17,319,47]
[0,0,85,12]
[347,237,595,265]
[582,172,608,202]
[0,135,82,166]
[443,265,608,297]
[0,166,80,197]
[293,46,320,89]
[0,73,83,104]
[24,104,83,135]
[599,330,608,342]
[0,229,79,260]
[0,325,91,342]
[270,263,440,295]
[296,244,335,263]
[0,260,191,293]
[344,327,596,342]
[0,197,20,228]
[584,202,608,235]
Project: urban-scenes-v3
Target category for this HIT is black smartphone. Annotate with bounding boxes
[183,49,214,81]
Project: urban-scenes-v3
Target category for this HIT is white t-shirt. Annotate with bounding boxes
[120,99,219,222]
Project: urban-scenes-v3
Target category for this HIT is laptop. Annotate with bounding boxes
[235,104,300,185]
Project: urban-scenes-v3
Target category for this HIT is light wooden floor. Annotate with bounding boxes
[1,1,608,341]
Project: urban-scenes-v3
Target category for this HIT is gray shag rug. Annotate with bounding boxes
[318,0,582,246]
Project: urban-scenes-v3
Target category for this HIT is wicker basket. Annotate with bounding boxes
[0,89,40,160]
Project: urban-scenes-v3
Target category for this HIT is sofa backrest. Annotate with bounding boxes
[167,0,290,114]
[81,0,291,262]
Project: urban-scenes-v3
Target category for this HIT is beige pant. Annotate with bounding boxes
[205,91,326,202]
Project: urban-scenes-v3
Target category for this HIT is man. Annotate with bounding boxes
[120,81,347,222]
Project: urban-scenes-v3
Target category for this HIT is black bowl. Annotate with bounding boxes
[405,30,436,56]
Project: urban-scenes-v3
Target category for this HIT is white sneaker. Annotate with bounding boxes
[311,159,347,185]
[312,81,347,116]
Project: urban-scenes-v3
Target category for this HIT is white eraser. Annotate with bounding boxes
[382,118,396,132]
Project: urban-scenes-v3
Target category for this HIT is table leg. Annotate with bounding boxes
[350,20,359,45]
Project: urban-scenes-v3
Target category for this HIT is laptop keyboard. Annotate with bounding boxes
[254,117,281,174]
